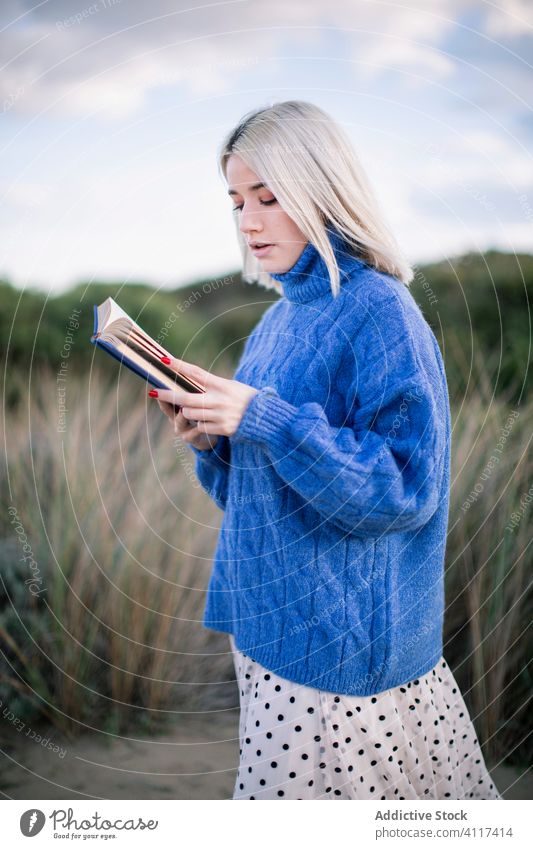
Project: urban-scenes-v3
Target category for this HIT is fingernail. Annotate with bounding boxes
[160,356,171,365]
[148,390,158,397]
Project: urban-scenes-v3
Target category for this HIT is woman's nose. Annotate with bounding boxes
[239,207,263,235]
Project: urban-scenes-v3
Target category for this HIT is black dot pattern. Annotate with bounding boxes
[229,635,502,801]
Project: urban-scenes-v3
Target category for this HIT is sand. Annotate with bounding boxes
[1,711,529,800]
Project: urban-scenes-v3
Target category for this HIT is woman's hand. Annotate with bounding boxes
[157,401,219,451]
[149,356,259,449]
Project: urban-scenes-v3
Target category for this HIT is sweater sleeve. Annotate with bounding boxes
[189,436,232,511]
[230,297,447,537]
[185,312,273,512]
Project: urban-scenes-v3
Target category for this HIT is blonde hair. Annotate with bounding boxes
[217,99,414,297]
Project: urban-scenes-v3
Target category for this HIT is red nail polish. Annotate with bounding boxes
[148,389,158,397]
[161,356,171,365]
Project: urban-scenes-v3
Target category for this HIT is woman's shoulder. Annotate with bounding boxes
[341,263,434,340]
[342,261,413,309]
[339,263,446,388]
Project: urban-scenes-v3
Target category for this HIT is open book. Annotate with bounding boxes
[90,297,205,398]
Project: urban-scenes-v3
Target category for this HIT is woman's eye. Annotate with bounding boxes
[232,198,277,212]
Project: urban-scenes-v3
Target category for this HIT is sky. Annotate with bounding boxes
[0,0,532,294]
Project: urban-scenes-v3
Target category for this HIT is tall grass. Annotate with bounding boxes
[444,331,532,766]
[0,342,530,767]
[1,364,238,740]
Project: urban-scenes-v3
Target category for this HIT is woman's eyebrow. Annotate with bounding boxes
[227,182,266,196]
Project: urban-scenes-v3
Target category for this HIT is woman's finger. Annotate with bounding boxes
[179,425,213,441]
[180,406,217,421]
[174,416,194,436]
[163,356,224,391]
[157,399,178,419]
[153,387,217,409]
[173,409,213,431]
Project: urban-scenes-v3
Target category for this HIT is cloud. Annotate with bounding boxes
[1,0,531,289]
[483,0,533,37]
[2,180,54,208]
[0,0,513,121]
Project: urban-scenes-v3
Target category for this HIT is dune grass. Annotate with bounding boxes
[444,335,532,767]
[1,364,238,740]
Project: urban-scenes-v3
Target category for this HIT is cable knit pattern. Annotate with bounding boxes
[189,227,451,695]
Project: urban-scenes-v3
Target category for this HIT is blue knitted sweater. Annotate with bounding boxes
[190,228,451,696]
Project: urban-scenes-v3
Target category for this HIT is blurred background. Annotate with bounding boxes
[0,0,531,800]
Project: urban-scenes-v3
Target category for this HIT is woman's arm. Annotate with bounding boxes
[230,296,449,537]
[184,325,260,511]
[189,436,231,511]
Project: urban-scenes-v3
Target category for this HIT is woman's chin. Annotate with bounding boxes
[259,259,288,275]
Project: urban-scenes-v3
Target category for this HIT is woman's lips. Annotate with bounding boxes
[250,244,275,256]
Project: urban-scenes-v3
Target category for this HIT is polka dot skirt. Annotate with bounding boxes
[229,635,503,800]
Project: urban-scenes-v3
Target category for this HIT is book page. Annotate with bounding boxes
[105,336,204,393]
[95,296,205,393]
[103,297,133,329]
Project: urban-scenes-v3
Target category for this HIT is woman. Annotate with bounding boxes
[149,100,502,801]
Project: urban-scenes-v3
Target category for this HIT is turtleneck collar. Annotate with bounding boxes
[269,226,366,304]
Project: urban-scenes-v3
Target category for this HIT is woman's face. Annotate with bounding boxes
[226,153,308,275]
